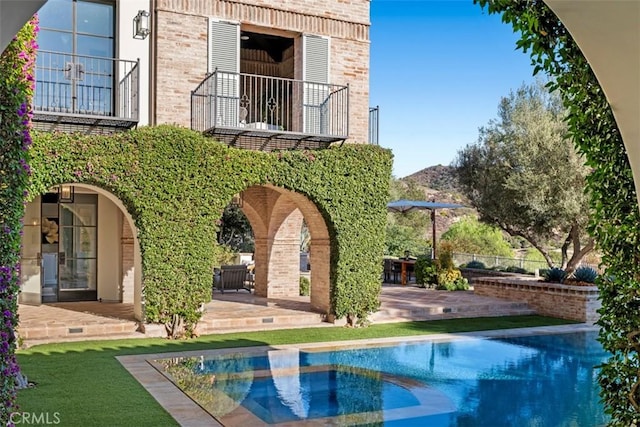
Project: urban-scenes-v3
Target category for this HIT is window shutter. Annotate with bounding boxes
[303,35,329,134]
[207,19,240,127]
[208,19,239,74]
[303,35,329,83]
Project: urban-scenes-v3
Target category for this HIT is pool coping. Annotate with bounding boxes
[116,323,599,427]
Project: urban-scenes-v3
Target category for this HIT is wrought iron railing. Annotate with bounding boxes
[452,252,601,274]
[191,70,349,139]
[368,105,380,145]
[34,50,139,121]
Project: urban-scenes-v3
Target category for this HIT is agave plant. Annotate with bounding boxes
[572,266,598,284]
[543,267,567,283]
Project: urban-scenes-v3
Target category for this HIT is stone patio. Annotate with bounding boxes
[17,284,538,347]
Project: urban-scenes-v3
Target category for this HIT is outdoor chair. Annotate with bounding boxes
[214,264,251,293]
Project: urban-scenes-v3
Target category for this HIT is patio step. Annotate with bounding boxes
[17,319,142,343]
[370,300,536,323]
[195,311,330,334]
[17,303,143,346]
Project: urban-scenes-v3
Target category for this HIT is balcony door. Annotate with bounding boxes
[35,0,115,116]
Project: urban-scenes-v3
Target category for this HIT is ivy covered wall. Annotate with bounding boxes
[27,126,392,336]
[474,1,640,424]
[0,15,37,423]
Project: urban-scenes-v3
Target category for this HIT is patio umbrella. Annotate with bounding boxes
[387,199,465,259]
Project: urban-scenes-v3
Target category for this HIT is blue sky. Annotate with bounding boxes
[370,0,537,178]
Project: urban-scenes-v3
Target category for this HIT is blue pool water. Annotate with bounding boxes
[159,330,609,426]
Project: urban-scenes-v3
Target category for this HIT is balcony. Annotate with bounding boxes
[191,71,349,151]
[368,105,380,145]
[33,50,139,133]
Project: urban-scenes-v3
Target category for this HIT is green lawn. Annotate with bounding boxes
[17,316,576,426]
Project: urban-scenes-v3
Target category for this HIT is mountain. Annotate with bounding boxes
[402,164,459,192]
[397,164,474,239]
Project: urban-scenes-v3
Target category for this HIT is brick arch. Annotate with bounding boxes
[24,183,144,320]
[241,185,331,314]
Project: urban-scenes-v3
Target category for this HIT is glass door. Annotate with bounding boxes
[41,195,61,303]
[36,0,115,115]
[20,197,43,305]
[58,193,98,301]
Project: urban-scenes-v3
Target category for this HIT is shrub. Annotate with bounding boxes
[504,265,528,274]
[0,16,38,423]
[464,260,487,270]
[415,255,437,287]
[212,245,236,268]
[435,282,454,291]
[437,268,463,289]
[436,242,456,271]
[543,267,567,283]
[572,266,598,283]
[299,276,310,296]
[440,216,514,257]
[454,277,470,291]
[436,276,468,291]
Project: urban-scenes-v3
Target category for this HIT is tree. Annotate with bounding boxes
[453,80,593,272]
[441,216,514,257]
[218,206,254,253]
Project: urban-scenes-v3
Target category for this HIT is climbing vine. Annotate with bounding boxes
[475,1,640,425]
[28,126,392,337]
[0,16,38,425]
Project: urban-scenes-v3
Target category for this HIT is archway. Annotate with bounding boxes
[20,183,144,321]
[543,0,640,210]
[241,185,332,315]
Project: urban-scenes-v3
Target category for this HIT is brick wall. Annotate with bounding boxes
[473,277,601,323]
[154,0,370,143]
[241,185,331,314]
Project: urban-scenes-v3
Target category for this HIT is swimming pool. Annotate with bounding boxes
[154,328,609,426]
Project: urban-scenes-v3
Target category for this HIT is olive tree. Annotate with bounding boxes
[453,80,593,272]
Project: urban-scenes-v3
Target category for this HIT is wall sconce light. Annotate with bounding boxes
[59,185,74,203]
[230,193,243,208]
[133,10,150,39]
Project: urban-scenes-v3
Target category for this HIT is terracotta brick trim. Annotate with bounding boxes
[156,0,370,41]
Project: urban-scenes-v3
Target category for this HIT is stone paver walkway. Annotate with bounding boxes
[18,284,537,346]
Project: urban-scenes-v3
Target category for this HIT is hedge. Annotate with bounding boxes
[475,1,640,424]
[0,16,38,423]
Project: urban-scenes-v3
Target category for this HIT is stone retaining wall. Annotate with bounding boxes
[472,276,600,323]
